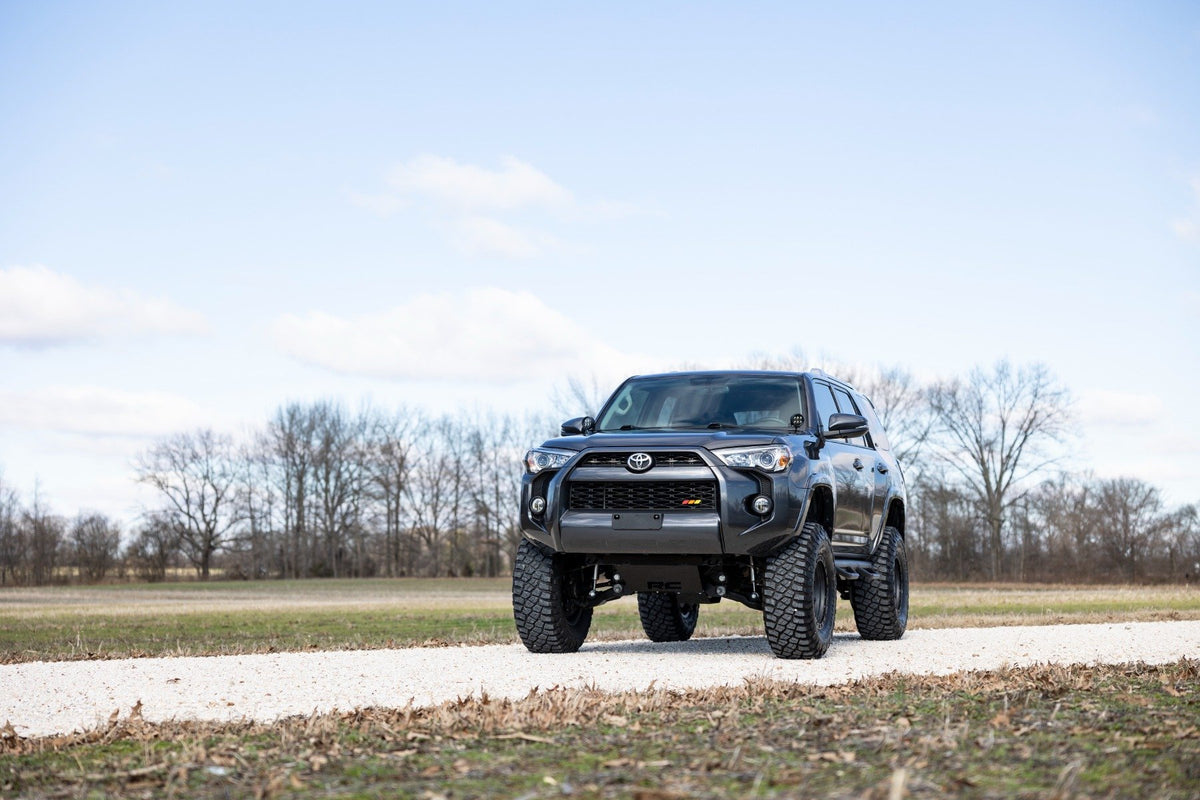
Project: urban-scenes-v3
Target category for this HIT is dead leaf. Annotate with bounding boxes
[494,732,555,745]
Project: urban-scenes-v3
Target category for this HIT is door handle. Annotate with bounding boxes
[876,463,888,474]
[853,458,864,471]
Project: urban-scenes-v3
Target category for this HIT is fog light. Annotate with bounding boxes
[751,495,773,515]
[530,497,546,515]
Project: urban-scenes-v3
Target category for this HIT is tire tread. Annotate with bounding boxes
[512,539,592,653]
[850,525,908,641]
[637,593,699,642]
[762,521,836,659]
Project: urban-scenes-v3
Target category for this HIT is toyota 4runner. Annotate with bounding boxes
[513,370,909,659]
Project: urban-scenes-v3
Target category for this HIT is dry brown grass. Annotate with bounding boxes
[3,660,1197,799]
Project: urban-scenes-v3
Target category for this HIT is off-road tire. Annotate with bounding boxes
[850,525,908,640]
[637,592,700,642]
[762,521,837,659]
[512,539,592,653]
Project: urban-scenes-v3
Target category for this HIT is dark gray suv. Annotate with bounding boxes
[513,370,908,659]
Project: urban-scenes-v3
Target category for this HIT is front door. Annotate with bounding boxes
[812,381,873,541]
[826,441,874,539]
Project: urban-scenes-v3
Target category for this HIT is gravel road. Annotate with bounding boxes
[3,620,1197,739]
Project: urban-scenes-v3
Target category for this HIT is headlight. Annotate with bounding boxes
[715,444,792,472]
[525,447,575,474]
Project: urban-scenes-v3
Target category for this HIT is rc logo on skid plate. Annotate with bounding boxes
[626,452,653,473]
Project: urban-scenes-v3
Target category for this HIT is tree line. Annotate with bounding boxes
[1,360,1197,585]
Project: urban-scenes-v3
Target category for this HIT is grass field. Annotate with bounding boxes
[2,660,1196,798]
[1,578,1198,664]
[2,580,1198,798]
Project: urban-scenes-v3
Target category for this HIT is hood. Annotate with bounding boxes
[542,430,785,451]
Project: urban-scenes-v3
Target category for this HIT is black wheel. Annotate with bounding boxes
[762,522,837,659]
[637,592,700,642]
[512,539,592,653]
[850,525,909,640]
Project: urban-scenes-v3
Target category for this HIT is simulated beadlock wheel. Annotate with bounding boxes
[512,539,593,653]
[850,525,909,640]
[637,592,700,642]
[762,521,837,659]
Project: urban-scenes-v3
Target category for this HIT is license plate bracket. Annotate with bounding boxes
[611,512,663,530]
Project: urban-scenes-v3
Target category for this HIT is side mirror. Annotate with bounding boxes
[560,416,596,436]
[824,413,869,440]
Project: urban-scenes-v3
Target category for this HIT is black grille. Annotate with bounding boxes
[577,452,705,468]
[568,481,717,510]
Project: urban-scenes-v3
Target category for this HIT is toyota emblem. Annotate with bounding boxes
[626,452,653,473]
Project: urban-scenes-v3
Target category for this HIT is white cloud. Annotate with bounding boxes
[271,287,652,384]
[351,155,642,259]
[1172,177,1200,242]
[388,154,572,211]
[451,216,557,259]
[0,265,209,346]
[0,386,206,438]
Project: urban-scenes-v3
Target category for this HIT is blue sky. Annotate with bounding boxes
[1,1,1198,522]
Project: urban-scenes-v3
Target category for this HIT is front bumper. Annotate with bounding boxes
[520,447,806,557]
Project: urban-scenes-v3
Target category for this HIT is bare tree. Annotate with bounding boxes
[24,489,64,585]
[136,429,240,580]
[0,475,22,585]
[125,513,180,582]
[927,361,1071,580]
[261,404,318,577]
[71,513,121,583]
[230,439,278,579]
[404,419,464,576]
[854,367,935,470]
[550,373,615,419]
[364,408,418,577]
[1166,503,1199,582]
[1092,478,1175,582]
[308,402,370,577]
[464,412,524,577]
[736,348,809,373]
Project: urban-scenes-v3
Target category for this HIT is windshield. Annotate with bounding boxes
[596,374,807,432]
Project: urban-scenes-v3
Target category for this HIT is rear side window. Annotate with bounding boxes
[855,394,891,451]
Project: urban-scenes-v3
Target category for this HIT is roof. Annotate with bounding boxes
[625,369,857,391]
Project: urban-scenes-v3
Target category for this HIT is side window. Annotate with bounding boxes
[812,382,840,432]
[855,394,891,451]
[832,387,869,448]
